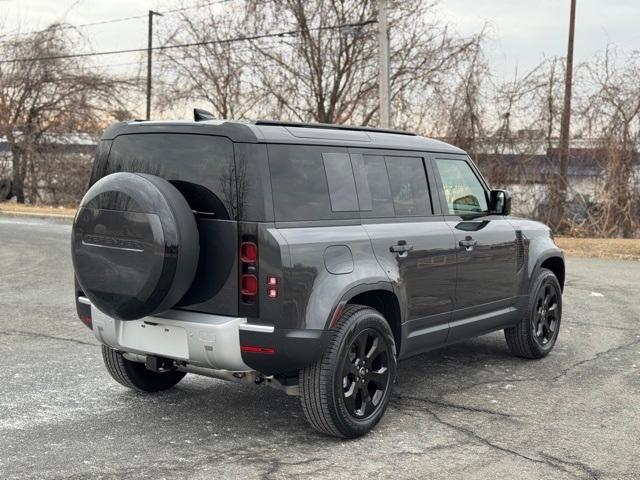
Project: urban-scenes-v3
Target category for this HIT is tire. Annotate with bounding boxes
[299,305,397,438]
[102,345,186,392]
[72,172,199,320]
[0,178,12,200]
[505,268,562,359]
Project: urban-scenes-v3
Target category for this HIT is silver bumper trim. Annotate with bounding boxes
[77,296,91,306]
[89,303,251,372]
[239,323,275,333]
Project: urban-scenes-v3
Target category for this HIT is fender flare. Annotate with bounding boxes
[324,280,399,330]
[529,249,565,290]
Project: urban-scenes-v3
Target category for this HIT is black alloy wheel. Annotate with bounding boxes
[341,328,391,419]
[532,281,560,346]
[299,305,397,438]
[504,268,563,359]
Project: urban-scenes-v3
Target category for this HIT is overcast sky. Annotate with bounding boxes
[1,0,637,86]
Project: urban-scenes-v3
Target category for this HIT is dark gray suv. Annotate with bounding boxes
[71,114,564,438]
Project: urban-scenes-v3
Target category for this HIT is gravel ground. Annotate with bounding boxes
[1,216,639,479]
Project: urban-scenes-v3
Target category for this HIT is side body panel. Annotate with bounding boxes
[508,217,565,294]
[363,219,457,357]
[429,153,522,341]
[275,224,389,330]
[444,215,520,340]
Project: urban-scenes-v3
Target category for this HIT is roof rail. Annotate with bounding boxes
[252,119,416,136]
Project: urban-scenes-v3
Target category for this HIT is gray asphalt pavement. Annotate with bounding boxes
[1,216,639,479]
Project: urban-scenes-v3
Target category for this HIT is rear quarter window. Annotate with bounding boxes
[267,145,358,222]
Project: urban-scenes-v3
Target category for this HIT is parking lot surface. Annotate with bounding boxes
[1,216,638,479]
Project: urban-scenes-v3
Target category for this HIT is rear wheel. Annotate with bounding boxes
[299,305,397,438]
[102,345,186,392]
[505,268,562,359]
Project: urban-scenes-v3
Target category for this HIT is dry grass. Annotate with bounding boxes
[555,236,640,261]
[0,202,76,218]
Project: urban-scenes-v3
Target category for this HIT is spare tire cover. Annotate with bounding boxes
[71,172,199,320]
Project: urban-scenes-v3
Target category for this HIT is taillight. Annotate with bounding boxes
[240,237,258,303]
[241,274,258,297]
[240,242,258,263]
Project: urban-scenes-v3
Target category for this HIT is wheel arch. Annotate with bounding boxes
[540,255,565,291]
[334,285,402,356]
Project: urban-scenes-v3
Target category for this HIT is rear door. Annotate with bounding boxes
[350,150,456,357]
[430,155,519,341]
[93,133,240,316]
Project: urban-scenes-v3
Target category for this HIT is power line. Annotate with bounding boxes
[60,41,289,72]
[0,19,377,64]
[0,0,236,38]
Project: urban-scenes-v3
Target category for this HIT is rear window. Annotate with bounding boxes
[94,133,235,219]
[268,145,358,221]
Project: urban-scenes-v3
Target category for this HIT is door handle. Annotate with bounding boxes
[390,241,414,256]
[459,236,478,252]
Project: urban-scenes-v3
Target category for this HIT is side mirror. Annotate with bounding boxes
[490,190,511,216]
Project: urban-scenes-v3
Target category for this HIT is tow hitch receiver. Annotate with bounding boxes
[145,355,175,373]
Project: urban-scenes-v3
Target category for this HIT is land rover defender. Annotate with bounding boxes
[71,113,564,438]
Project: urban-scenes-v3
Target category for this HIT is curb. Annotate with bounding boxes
[0,210,75,223]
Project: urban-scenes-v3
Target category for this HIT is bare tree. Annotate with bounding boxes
[156,2,259,119]
[581,48,640,238]
[158,0,482,128]
[0,25,125,203]
[241,0,378,124]
[442,33,487,159]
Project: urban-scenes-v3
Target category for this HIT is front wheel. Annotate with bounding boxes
[504,268,562,359]
[299,305,397,438]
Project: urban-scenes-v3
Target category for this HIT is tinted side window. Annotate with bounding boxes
[351,154,394,218]
[435,159,488,214]
[385,156,431,216]
[105,134,235,219]
[268,145,357,221]
[322,153,358,212]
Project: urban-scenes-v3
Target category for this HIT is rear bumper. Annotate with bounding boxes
[90,302,251,372]
[84,297,331,375]
[239,328,332,375]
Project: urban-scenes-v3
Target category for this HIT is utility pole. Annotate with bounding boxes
[554,0,576,229]
[146,10,163,120]
[377,0,390,128]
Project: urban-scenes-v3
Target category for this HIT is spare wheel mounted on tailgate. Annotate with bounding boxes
[71,172,199,320]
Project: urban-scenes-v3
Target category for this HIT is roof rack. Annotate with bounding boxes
[252,119,416,136]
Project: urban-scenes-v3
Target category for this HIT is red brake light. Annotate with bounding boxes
[241,274,258,296]
[240,242,258,263]
[241,345,275,354]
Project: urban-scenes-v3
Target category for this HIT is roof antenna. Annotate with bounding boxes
[194,108,215,122]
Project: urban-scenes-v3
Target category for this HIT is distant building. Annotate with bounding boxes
[0,133,97,164]
[439,135,640,216]
[0,133,98,203]
[470,136,640,185]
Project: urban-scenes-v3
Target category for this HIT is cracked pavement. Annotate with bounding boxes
[1,216,639,479]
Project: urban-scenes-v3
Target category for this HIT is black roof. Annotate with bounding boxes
[101,119,465,154]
